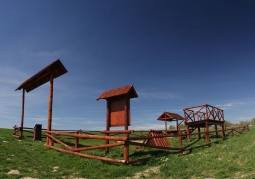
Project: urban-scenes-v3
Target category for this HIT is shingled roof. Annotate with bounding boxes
[97,85,138,100]
[157,112,184,121]
[16,59,67,92]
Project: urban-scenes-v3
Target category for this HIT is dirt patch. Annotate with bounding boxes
[53,166,59,172]
[238,170,255,178]
[7,170,20,175]
[125,166,160,179]
[62,176,86,179]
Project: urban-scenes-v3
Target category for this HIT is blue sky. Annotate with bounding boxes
[1,0,255,130]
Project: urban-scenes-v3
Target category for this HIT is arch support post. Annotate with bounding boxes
[46,72,54,146]
[19,88,25,139]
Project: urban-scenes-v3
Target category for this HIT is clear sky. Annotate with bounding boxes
[1,0,255,131]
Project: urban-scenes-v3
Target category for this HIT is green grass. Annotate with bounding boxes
[1,127,255,178]
[160,127,255,179]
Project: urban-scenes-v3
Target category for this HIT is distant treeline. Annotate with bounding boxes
[169,118,255,130]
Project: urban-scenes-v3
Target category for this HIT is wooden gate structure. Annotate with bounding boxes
[13,59,68,140]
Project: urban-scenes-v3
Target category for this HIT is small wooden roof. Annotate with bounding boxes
[97,85,138,100]
[157,112,184,121]
[16,59,67,92]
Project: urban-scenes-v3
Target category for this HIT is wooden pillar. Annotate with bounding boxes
[221,125,225,140]
[20,88,25,139]
[205,121,209,145]
[186,124,190,142]
[124,98,129,163]
[197,127,201,139]
[215,125,218,136]
[177,121,183,154]
[105,101,110,155]
[47,72,54,146]
[206,105,209,119]
[75,131,79,150]
[165,120,167,134]
[231,127,234,137]
[176,120,178,136]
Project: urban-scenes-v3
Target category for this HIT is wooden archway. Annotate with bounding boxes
[14,59,67,141]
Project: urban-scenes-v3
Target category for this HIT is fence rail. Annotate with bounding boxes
[42,125,249,164]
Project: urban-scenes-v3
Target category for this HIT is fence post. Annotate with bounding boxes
[221,125,225,140]
[215,125,218,137]
[178,125,183,154]
[124,140,129,164]
[198,127,201,139]
[205,122,209,145]
[75,131,79,151]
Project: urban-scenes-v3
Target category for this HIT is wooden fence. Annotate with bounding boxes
[43,125,249,165]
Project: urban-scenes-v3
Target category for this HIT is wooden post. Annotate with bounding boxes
[215,125,218,137]
[231,127,234,137]
[47,72,54,146]
[221,125,225,140]
[105,101,110,155]
[124,98,129,163]
[20,88,25,139]
[198,127,201,139]
[206,105,209,120]
[186,124,190,142]
[184,111,190,141]
[75,131,79,150]
[177,121,183,154]
[205,121,209,145]
[165,120,167,134]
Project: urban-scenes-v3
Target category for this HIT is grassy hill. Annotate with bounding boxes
[0,127,255,179]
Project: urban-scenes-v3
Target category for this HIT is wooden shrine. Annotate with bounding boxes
[157,112,184,136]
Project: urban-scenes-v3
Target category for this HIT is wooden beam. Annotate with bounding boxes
[20,88,25,139]
[47,72,54,146]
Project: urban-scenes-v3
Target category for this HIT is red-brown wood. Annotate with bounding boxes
[47,72,53,146]
[72,142,125,152]
[139,130,171,148]
[20,88,25,139]
[46,131,127,141]
[46,145,126,164]
[14,59,67,140]
[183,104,225,145]
[105,102,110,154]
[101,130,134,134]
[75,131,79,149]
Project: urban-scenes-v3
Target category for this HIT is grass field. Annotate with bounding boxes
[0,127,255,179]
